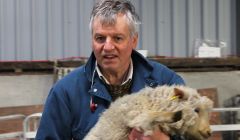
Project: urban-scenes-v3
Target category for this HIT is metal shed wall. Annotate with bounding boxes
[0,0,236,60]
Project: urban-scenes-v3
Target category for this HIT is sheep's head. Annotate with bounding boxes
[183,96,213,140]
[168,87,213,140]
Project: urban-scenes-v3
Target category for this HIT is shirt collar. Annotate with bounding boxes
[96,59,133,85]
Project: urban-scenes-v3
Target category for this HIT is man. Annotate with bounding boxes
[36,0,185,139]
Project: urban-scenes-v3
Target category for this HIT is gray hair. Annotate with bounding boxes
[89,0,140,37]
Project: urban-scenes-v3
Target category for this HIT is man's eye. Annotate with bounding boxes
[95,36,106,43]
[114,36,123,42]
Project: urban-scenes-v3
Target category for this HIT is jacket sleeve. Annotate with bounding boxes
[168,72,185,85]
[36,85,72,140]
[159,65,185,86]
[150,61,185,86]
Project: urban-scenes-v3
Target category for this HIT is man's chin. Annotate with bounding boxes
[101,65,118,72]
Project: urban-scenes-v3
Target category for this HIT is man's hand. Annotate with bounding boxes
[128,127,170,140]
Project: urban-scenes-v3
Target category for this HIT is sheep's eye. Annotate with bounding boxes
[194,108,200,113]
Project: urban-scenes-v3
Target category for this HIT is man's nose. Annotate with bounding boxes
[103,38,114,50]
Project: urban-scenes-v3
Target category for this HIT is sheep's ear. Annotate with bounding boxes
[173,88,184,99]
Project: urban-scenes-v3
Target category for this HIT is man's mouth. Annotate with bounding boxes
[103,55,117,59]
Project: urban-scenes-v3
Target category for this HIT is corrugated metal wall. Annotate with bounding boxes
[0,0,236,61]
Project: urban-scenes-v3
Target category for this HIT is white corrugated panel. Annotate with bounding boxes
[0,0,236,60]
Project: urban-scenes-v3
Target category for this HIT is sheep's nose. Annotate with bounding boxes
[206,129,211,137]
[200,128,212,138]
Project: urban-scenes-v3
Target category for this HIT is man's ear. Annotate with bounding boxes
[132,34,138,49]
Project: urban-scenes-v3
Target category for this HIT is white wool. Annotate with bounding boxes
[84,85,213,140]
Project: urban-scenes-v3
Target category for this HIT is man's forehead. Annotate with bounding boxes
[93,13,128,26]
[93,17,130,34]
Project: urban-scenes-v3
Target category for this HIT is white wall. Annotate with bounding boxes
[0,74,53,107]
[0,71,239,107]
[179,71,240,107]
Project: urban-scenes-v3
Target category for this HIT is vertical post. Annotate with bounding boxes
[236,0,240,56]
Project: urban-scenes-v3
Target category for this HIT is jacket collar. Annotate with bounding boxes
[84,50,153,81]
[84,52,97,82]
[84,50,158,102]
[130,50,158,93]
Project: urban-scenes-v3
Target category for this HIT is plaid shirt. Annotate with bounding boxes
[96,60,133,101]
[102,79,132,101]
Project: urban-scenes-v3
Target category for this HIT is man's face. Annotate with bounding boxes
[92,14,138,73]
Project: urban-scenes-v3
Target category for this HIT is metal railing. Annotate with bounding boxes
[211,107,240,132]
[0,114,26,140]
[0,113,42,140]
[23,113,42,139]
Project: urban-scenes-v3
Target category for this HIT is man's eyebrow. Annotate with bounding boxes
[110,33,126,37]
[94,33,104,36]
[114,33,124,36]
[94,33,125,37]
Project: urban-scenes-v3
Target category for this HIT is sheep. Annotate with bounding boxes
[84,85,213,140]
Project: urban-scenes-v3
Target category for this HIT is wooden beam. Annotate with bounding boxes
[0,57,240,73]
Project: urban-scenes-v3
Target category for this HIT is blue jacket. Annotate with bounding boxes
[36,50,185,140]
